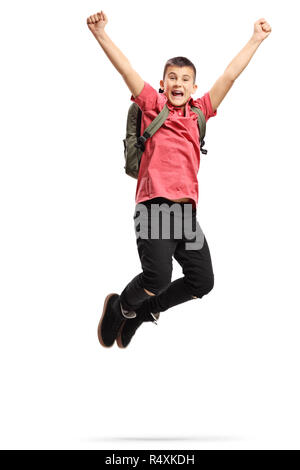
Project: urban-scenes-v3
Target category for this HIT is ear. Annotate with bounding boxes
[159,80,164,90]
[192,84,198,94]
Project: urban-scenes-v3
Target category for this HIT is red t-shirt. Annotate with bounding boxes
[130,81,217,209]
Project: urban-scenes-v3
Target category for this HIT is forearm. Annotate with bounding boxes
[94,30,132,76]
[225,37,262,81]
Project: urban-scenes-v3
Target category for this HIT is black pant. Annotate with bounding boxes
[119,197,214,315]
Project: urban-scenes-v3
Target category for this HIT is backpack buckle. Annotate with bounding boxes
[200,138,208,155]
[134,136,147,151]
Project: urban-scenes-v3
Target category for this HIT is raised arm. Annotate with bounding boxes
[209,18,272,112]
[87,10,144,98]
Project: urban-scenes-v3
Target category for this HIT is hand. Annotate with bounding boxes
[252,18,272,43]
[87,10,108,37]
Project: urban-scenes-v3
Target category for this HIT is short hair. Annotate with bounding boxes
[163,56,196,84]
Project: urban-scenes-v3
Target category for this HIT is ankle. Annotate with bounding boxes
[144,288,156,296]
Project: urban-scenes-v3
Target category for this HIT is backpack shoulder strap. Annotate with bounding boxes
[135,104,169,151]
[190,106,208,155]
[190,106,206,139]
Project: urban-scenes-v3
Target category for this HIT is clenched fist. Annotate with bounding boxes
[87,10,108,37]
[252,18,272,42]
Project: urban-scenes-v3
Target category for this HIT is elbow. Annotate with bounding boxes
[224,70,236,82]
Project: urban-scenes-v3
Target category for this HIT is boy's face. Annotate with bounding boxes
[160,66,198,108]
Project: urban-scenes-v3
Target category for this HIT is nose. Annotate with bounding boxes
[173,80,184,88]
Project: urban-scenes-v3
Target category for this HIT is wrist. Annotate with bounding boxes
[249,35,263,46]
[95,29,107,42]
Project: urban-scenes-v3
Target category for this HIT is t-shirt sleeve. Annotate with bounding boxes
[130,81,159,111]
[193,92,217,122]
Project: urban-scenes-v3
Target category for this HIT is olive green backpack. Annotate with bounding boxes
[123,98,207,179]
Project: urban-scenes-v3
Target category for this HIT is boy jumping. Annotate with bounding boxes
[87,10,271,349]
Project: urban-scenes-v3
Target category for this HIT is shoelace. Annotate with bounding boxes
[150,312,160,325]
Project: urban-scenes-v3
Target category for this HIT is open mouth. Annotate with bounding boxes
[171,91,184,98]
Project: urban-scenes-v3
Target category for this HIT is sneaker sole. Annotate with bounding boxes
[116,320,127,349]
[98,293,120,348]
[116,314,160,349]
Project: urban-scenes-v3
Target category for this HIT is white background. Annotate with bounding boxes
[1,0,299,450]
